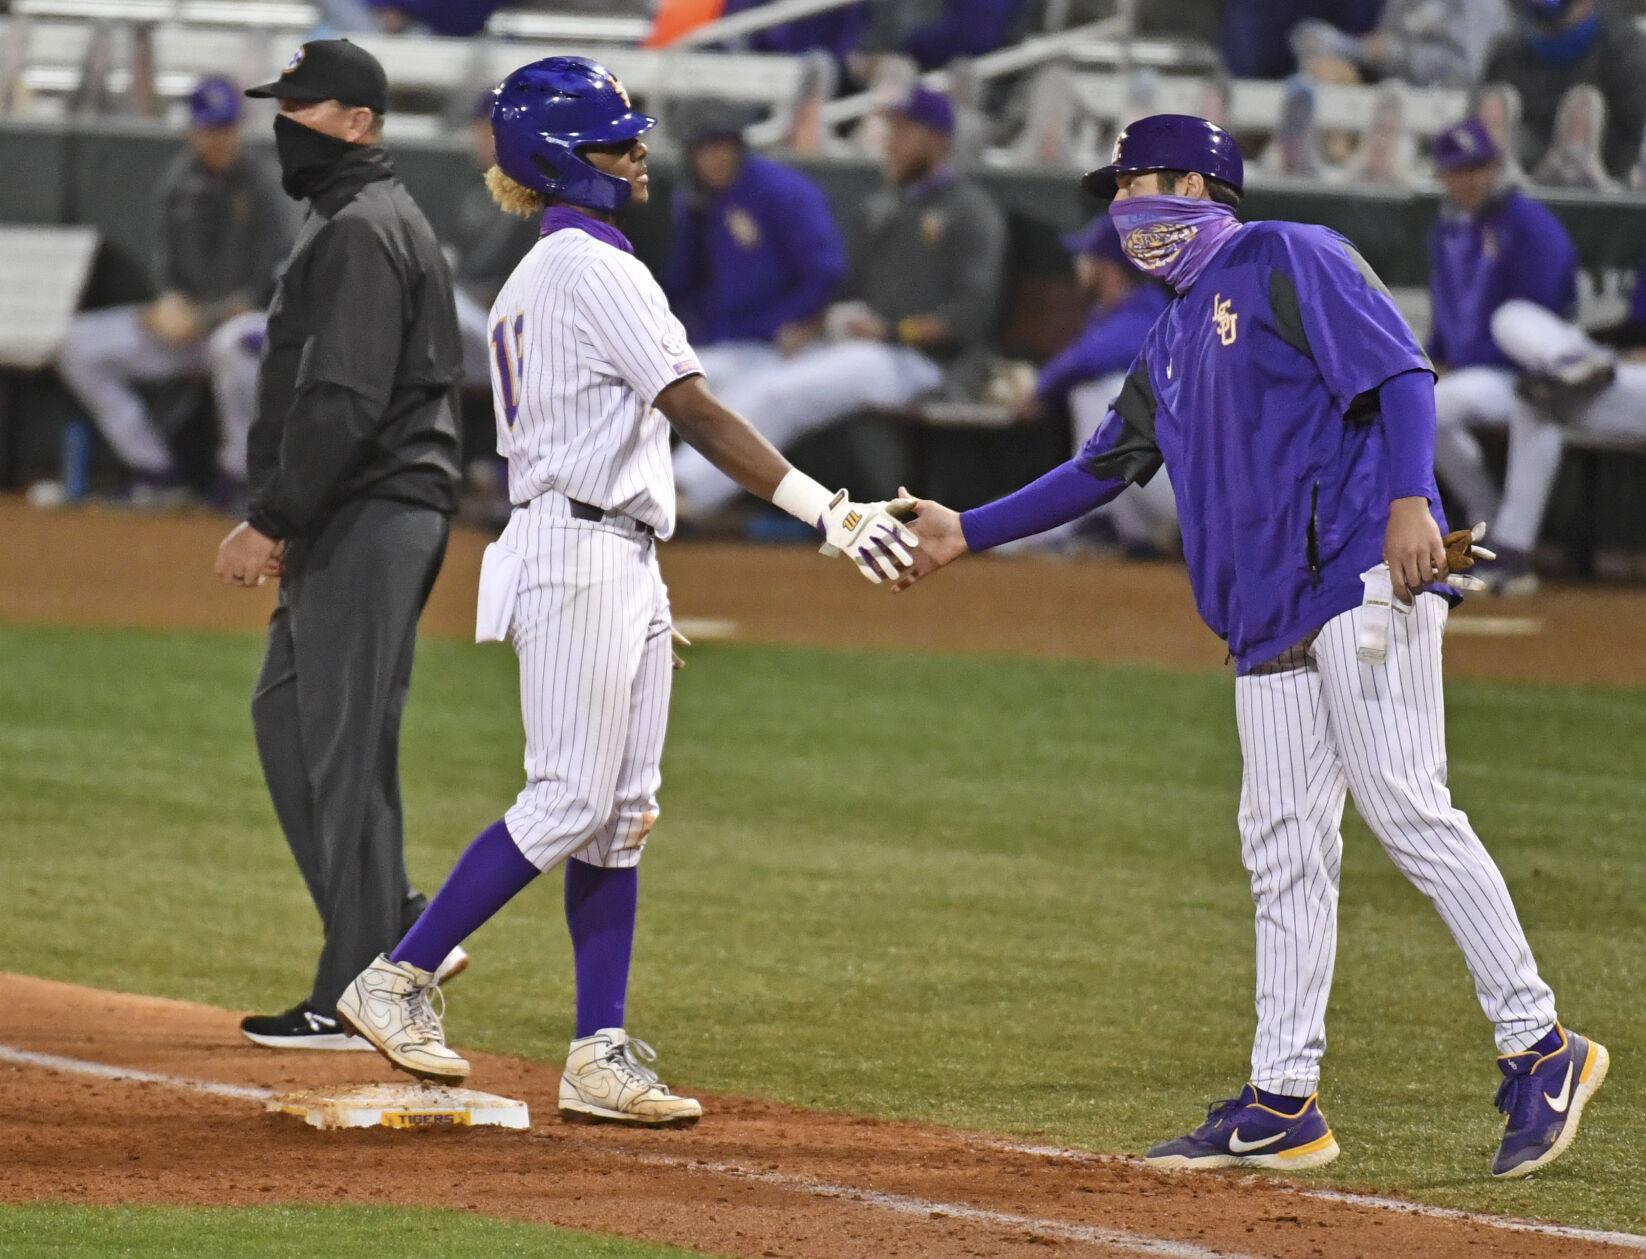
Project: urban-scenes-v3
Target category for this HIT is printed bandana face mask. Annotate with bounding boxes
[1108,194,1241,292]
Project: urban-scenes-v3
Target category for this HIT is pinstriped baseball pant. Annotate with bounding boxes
[502,495,673,873]
[1235,594,1557,1095]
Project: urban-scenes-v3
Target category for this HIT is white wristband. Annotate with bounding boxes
[771,468,834,530]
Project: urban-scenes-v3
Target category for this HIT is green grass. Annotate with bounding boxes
[1,624,1642,1234]
[0,1205,710,1257]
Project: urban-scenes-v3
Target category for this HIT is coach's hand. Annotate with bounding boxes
[1384,497,1447,604]
[891,488,967,593]
[215,522,281,588]
[818,491,918,584]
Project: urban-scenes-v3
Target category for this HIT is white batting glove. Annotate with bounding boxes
[818,491,919,584]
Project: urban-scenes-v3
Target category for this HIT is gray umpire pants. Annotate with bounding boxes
[251,497,450,1016]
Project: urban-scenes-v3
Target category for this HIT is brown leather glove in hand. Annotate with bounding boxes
[1442,522,1496,590]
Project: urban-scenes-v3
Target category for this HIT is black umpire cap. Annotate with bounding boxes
[246,39,388,113]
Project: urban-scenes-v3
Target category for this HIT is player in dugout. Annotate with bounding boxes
[664,101,848,523]
[1425,117,1584,570]
[1013,214,1176,555]
[682,84,1005,498]
[56,76,292,509]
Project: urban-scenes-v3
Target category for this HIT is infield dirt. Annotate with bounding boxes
[3,495,1644,687]
[3,973,1635,1259]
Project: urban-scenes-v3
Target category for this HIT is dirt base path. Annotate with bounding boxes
[3,974,1637,1259]
[3,495,1643,687]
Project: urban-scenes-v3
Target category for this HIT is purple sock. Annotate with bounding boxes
[1254,1086,1310,1113]
[392,819,539,973]
[564,858,637,1038]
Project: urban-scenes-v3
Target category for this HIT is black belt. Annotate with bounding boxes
[567,497,654,537]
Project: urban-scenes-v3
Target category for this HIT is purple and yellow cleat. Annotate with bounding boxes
[1493,1025,1609,1179]
[1145,1085,1340,1171]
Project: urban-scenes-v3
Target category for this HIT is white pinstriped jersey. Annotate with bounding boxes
[488,226,701,537]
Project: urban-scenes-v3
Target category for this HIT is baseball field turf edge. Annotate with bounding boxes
[1,624,1641,1233]
[0,1204,714,1257]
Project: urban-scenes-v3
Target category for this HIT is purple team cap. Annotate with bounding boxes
[1433,117,1501,171]
[886,84,955,137]
[1060,214,1128,264]
[189,75,242,128]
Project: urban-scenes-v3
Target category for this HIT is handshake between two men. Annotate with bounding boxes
[814,486,968,591]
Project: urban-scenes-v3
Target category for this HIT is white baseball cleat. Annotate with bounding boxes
[335,954,470,1085]
[558,1029,702,1127]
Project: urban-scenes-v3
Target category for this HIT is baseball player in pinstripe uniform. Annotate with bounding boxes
[896,115,1609,1179]
[334,57,916,1126]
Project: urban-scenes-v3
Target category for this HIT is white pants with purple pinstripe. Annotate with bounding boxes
[502,493,674,873]
[1235,594,1556,1095]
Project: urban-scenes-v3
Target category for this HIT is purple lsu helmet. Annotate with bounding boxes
[1083,114,1244,200]
[491,56,656,214]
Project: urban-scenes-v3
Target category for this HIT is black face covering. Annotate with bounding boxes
[273,112,360,200]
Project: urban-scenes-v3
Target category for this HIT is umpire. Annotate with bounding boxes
[214,39,465,1049]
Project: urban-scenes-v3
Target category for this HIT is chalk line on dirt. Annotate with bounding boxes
[979,1137,1646,1252]
[0,1042,1249,1259]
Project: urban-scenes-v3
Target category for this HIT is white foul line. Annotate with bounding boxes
[0,1042,1249,1259]
[0,1045,273,1102]
[978,1138,1646,1253]
[620,1152,1258,1259]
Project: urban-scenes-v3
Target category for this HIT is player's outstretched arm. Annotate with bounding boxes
[891,488,968,593]
[656,376,916,584]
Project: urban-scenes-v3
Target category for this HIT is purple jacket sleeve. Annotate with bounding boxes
[959,459,1125,553]
[1035,328,1137,408]
[763,177,847,329]
[1379,367,1440,503]
[1504,209,1578,316]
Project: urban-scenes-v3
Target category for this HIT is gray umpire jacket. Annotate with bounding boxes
[247,146,462,542]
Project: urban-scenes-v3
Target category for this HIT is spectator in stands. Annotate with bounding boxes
[676,86,1004,512]
[1259,76,1327,177]
[1533,82,1618,186]
[1472,81,1530,179]
[1222,0,1384,79]
[56,77,292,507]
[1016,216,1177,554]
[1347,81,1419,185]
[901,0,1029,71]
[722,0,870,61]
[1425,117,1580,536]
[449,91,539,389]
[314,0,513,35]
[665,106,848,520]
[1481,0,1646,180]
[1293,0,1511,88]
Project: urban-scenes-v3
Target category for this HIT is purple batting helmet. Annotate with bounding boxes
[1083,113,1244,199]
[491,56,656,214]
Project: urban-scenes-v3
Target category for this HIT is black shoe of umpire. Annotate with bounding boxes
[240,1001,373,1051]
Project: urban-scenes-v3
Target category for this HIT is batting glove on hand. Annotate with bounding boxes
[818,491,919,584]
[1442,521,1496,591]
